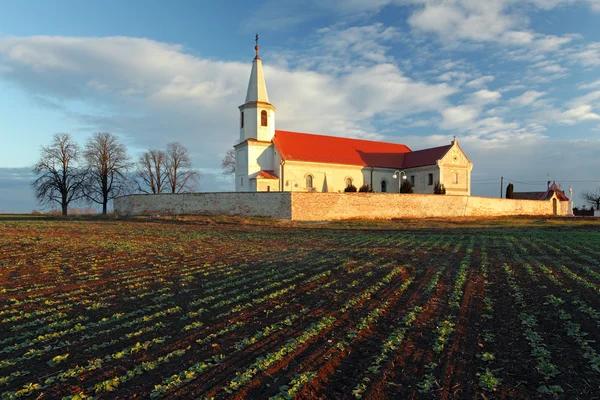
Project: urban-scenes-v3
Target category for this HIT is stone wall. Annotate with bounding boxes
[114,192,565,220]
[114,193,291,219]
[290,193,558,221]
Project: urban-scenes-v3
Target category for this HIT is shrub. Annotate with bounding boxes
[434,181,446,195]
[358,184,373,193]
[400,180,413,194]
[344,184,358,192]
[506,183,514,199]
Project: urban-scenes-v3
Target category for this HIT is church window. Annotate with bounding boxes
[241,177,243,187]
[410,175,415,185]
[428,174,433,186]
[261,110,268,127]
[345,177,353,188]
[240,112,244,128]
[381,180,387,193]
[454,173,459,184]
[306,174,313,189]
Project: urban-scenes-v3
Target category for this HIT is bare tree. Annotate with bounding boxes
[165,142,200,193]
[31,133,87,216]
[221,148,236,176]
[135,149,167,194]
[84,132,132,214]
[581,187,600,210]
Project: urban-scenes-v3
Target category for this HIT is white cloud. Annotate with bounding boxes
[510,90,546,106]
[406,0,574,51]
[465,75,495,89]
[441,105,480,129]
[557,104,600,124]
[567,90,600,107]
[436,70,473,86]
[468,89,501,105]
[571,43,600,67]
[0,35,457,171]
[579,79,600,89]
[532,60,567,74]
[498,84,527,93]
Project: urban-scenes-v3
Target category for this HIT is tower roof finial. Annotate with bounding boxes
[254,34,260,60]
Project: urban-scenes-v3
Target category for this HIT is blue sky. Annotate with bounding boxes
[1,0,600,212]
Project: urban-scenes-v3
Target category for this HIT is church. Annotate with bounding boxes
[234,42,473,195]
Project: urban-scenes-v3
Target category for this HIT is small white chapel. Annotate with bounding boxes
[234,40,473,195]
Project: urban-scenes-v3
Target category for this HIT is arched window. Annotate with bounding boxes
[381,180,387,193]
[345,177,353,188]
[240,112,244,128]
[306,174,313,189]
[428,173,433,186]
[261,110,268,127]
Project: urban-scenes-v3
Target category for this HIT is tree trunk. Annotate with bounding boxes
[62,203,68,216]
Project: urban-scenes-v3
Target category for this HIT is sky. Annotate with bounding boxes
[1,0,600,213]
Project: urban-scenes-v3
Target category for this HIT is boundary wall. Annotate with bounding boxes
[114,193,292,219]
[115,192,561,221]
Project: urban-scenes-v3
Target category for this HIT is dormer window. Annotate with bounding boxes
[240,112,244,128]
[261,110,268,127]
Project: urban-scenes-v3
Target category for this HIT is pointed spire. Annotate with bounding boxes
[245,35,269,103]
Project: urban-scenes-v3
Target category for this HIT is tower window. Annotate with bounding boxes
[240,112,244,128]
[306,174,313,189]
[261,110,268,127]
[381,180,387,193]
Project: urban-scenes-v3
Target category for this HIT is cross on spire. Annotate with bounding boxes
[254,34,260,59]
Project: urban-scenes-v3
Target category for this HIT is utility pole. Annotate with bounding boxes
[500,176,504,198]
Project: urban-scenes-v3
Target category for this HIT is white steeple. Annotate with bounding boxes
[245,46,269,103]
[239,35,275,143]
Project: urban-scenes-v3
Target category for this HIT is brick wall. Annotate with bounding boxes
[114,193,292,219]
[290,193,557,221]
[114,192,563,220]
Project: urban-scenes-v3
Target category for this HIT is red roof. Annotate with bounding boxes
[402,145,452,169]
[251,170,279,180]
[273,130,450,168]
[513,183,569,201]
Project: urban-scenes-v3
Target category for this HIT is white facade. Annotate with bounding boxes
[235,46,473,195]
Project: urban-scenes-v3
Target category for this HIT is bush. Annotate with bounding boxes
[358,184,373,193]
[400,180,413,194]
[344,184,358,192]
[434,181,446,195]
[506,183,514,199]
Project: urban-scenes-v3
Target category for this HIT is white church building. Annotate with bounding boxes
[234,42,473,195]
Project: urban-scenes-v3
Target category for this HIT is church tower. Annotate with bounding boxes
[234,36,278,192]
[238,36,276,142]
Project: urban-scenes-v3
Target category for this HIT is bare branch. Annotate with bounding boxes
[84,132,132,214]
[221,148,236,176]
[31,133,88,216]
[135,149,167,194]
[165,142,200,193]
[581,187,600,210]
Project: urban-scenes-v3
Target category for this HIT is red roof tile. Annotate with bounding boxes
[251,170,279,180]
[402,145,452,169]
[274,130,418,169]
[513,192,546,200]
[513,183,569,201]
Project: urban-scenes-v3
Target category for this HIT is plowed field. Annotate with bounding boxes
[1,217,600,399]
